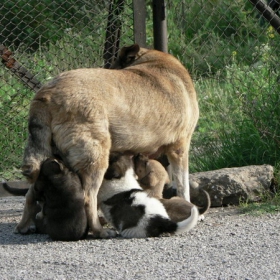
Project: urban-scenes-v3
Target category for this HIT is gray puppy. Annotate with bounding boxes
[5,158,88,241]
[33,158,88,241]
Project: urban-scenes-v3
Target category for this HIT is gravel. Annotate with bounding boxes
[0,196,280,280]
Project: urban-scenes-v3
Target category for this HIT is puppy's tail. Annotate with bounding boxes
[175,206,199,234]
[2,182,29,196]
[198,190,211,215]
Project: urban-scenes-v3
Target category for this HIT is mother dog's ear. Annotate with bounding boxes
[111,44,140,69]
[41,158,63,177]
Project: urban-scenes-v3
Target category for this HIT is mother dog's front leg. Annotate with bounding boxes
[166,138,191,202]
[79,151,117,239]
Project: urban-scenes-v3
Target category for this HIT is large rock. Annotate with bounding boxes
[1,165,275,207]
[189,165,274,207]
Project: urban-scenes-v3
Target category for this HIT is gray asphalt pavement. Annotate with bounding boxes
[0,196,279,280]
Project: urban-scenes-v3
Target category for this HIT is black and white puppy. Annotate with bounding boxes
[98,152,199,238]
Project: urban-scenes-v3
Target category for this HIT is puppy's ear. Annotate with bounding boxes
[41,159,62,177]
[111,44,140,69]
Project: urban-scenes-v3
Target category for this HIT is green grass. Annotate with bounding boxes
[190,38,280,173]
[239,191,280,215]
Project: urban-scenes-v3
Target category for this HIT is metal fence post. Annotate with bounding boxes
[103,0,125,69]
[248,0,280,35]
[133,0,147,47]
[152,0,168,52]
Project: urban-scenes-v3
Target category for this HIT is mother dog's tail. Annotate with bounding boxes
[175,205,199,234]
[2,182,28,196]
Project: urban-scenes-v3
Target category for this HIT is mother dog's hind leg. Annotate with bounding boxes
[22,100,52,183]
[166,138,191,202]
[16,100,52,234]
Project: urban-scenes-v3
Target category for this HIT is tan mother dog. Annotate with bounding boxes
[17,44,199,238]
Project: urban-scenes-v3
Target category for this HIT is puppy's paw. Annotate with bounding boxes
[28,225,37,233]
[36,211,44,220]
[100,228,118,239]
[198,214,205,221]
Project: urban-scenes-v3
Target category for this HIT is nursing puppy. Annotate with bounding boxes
[98,152,199,238]
[32,158,88,241]
[4,158,88,241]
[133,153,170,198]
[18,44,199,237]
[133,154,211,222]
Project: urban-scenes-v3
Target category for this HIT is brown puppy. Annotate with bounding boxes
[133,153,170,198]
[17,44,199,237]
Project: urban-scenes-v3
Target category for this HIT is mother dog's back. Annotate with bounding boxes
[34,47,198,156]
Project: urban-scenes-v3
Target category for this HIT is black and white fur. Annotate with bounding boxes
[98,153,199,238]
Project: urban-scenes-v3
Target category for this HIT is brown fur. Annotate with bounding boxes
[98,152,199,238]
[133,154,170,198]
[17,44,199,237]
[160,197,194,223]
[160,189,211,223]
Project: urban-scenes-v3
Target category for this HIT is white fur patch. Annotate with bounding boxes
[119,191,170,238]
[98,167,141,203]
[132,192,169,218]
[176,206,198,234]
[99,166,171,238]
[182,170,190,202]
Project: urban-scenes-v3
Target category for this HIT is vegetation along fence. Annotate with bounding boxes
[0,0,280,182]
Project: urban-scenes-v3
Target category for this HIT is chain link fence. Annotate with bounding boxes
[165,0,280,172]
[0,0,134,180]
[1,0,280,180]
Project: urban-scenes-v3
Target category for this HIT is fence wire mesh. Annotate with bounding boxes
[0,0,134,180]
[164,0,280,171]
[0,0,280,180]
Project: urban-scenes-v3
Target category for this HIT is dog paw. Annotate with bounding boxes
[14,224,30,234]
[100,228,118,239]
[36,211,44,220]
[28,225,37,233]
[198,214,205,221]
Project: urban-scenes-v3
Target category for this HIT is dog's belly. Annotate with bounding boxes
[109,113,188,154]
[110,130,165,154]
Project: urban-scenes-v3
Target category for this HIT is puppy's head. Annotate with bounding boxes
[34,158,68,193]
[133,153,150,180]
[104,152,133,180]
